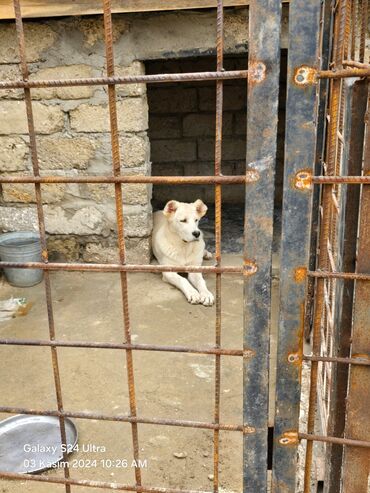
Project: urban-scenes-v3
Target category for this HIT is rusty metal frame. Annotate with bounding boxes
[0,0,369,492]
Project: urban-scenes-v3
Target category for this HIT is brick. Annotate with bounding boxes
[115,62,146,97]
[0,136,28,171]
[30,65,95,100]
[79,17,127,47]
[149,116,181,139]
[0,206,38,232]
[0,23,57,63]
[47,237,81,262]
[151,139,196,163]
[0,65,23,99]
[82,237,150,264]
[122,212,152,237]
[121,133,150,168]
[198,137,246,161]
[44,206,105,235]
[183,113,232,137]
[37,136,98,170]
[70,98,148,133]
[2,183,65,204]
[85,182,150,205]
[148,87,197,113]
[0,101,64,135]
[199,85,247,111]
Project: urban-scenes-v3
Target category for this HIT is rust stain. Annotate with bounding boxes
[245,169,260,183]
[293,65,317,86]
[243,348,256,359]
[279,430,299,446]
[287,352,301,365]
[248,61,266,84]
[292,169,313,191]
[243,425,256,434]
[294,266,307,282]
[243,259,258,276]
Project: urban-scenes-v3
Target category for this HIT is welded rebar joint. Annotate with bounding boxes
[245,169,260,183]
[248,61,266,84]
[279,431,299,446]
[293,65,317,86]
[293,170,313,191]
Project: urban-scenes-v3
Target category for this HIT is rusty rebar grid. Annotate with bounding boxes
[0,70,249,90]
[212,3,224,491]
[102,0,141,484]
[12,0,71,491]
[303,355,370,366]
[2,173,369,185]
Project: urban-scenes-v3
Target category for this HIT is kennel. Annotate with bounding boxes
[0,0,369,492]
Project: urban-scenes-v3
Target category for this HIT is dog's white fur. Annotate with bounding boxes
[152,199,214,306]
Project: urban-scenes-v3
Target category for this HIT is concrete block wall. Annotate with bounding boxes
[147,57,247,207]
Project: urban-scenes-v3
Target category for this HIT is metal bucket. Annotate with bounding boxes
[0,232,43,287]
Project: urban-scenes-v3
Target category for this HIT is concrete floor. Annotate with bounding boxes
[0,255,247,493]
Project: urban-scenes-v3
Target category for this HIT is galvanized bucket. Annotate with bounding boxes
[0,232,43,287]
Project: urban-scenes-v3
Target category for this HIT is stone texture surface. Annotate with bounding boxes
[114,62,146,97]
[0,101,64,135]
[84,182,150,205]
[0,136,28,171]
[0,65,23,99]
[44,206,106,235]
[0,207,38,232]
[0,23,57,63]
[120,133,150,168]
[2,183,66,204]
[70,98,148,133]
[37,136,98,170]
[47,236,81,262]
[82,237,150,264]
[30,65,95,100]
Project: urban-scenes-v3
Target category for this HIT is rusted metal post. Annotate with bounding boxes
[272,0,321,491]
[341,89,370,493]
[243,0,281,491]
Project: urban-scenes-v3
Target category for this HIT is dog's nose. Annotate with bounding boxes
[192,231,200,238]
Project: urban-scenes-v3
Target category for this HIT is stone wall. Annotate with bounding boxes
[0,7,289,262]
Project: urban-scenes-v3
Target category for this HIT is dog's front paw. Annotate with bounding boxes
[186,289,201,304]
[203,250,213,260]
[200,291,214,306]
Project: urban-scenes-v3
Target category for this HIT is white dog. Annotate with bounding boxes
[152,199,214,306]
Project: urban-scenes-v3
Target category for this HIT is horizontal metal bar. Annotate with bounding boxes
[342,60,370,69]
[0,470,211,493]
[0,70,248,90]
[312,175,370,184]
[0,406,244,432]
[308,270,370,280]
[299,433,370,449]
[0,338,245,356]
[0,261,251,274]
[2,174,368,185]
[304,355,370,366]
[0,174,257,185]
[317,68,370,79]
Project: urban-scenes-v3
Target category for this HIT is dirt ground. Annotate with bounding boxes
[0,254,248,493]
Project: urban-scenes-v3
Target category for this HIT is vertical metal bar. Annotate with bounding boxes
[102,0,141,485]
[359,0,368,62]
[324,79,368,493]
[272,0,321,491]
[304,2,350,490]
[12,1,71,492]
[243,0,281,491]
[342,88,370,493]
[305,0,333,343]
[213,2,223,491]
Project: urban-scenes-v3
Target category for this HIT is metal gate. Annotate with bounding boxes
[0,0,369,492]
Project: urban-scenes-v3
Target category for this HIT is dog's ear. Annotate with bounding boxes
[163,200,179,216]
[194,199,208,218]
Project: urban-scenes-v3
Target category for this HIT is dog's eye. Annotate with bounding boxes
[180,219,187,223]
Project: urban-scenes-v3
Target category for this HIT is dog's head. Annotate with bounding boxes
[163,199,208,243]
